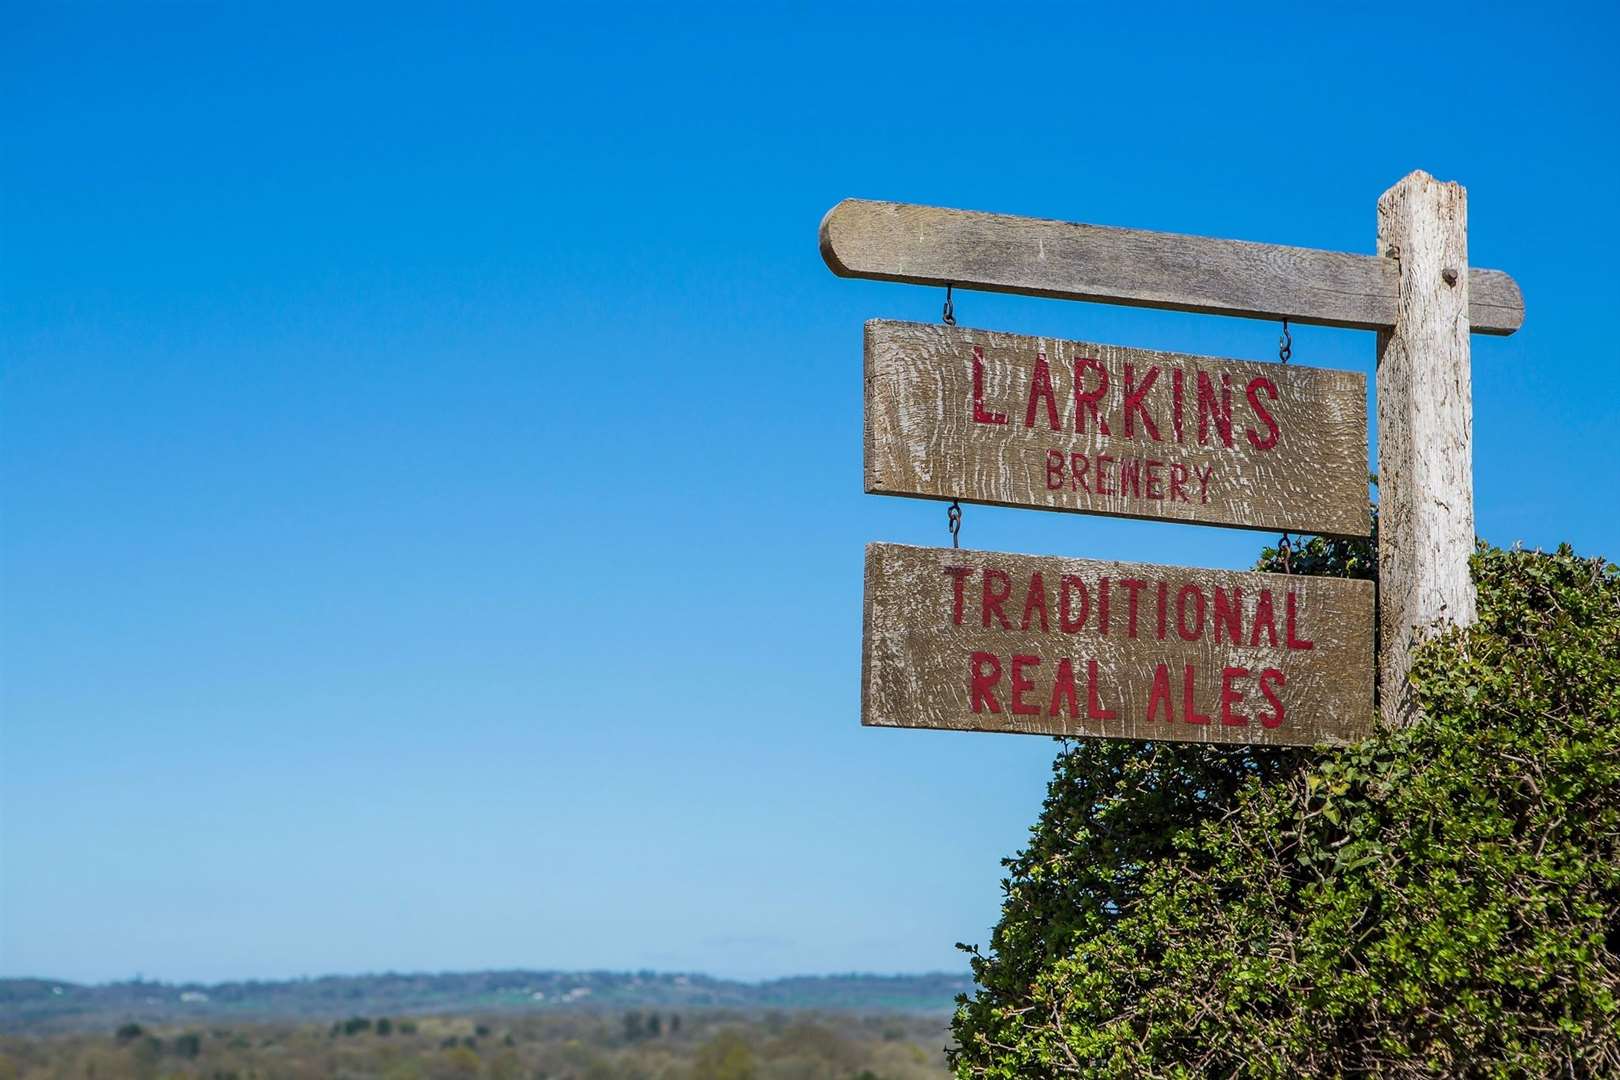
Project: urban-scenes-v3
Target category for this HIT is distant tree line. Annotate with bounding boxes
[0,1007,947,1079]
[329,1015,419,1037]
[622,1009,682,1041]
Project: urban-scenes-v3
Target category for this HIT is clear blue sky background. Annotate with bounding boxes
[3,4,1616,985]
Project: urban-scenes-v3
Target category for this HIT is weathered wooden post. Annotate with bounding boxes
[1375,170,1478,725]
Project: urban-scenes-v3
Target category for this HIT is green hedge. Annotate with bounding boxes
[950,542,1620,1078]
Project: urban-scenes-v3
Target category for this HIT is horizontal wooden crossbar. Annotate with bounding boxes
[820,199,1523,335]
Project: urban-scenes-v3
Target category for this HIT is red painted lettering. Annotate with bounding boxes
[1059,575,1089,633]
[1025,352,1061,431]
[1182,664,1212,724]
[1245,377,1280,451]
[1123,364,1162,441]
[1069,453,1091,493]
[1010,654,1041,716]
[1146,662,1175,721]
[1196,371,1234,447]
[1095,455,1116,497]
[982,569,1013,630]
[1176,585,1205,641]
[1258,668,1286,728]
[1169,463,1189,502]
[1086,659,1117,720]
[1194,464,1213,504]
[972,347,1007,425]
[1120,579,1147,639]
[1250,589,1279,648]
[1120,458,1142,498]
[1212,586,1242,643]
[970,652,1002,713]
[1171,368,1186,443]
[1045,449,1065,490]
[1020,571,1050,632]
[944,566,974,626]
[1156,582,1169,640]
[1049,657,1079,718]
[1073,358,1110,435]
[1144,460,1164,499]
[1097,578,1111,636]
[1220,666,1250,725]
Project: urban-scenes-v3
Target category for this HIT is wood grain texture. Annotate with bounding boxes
[863,543,1375,747]
[821,198,1524,335]
[1375,172,1479,725]
[866,319,1370,538]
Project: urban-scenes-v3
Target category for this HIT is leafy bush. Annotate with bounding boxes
[951,542,1620,1077]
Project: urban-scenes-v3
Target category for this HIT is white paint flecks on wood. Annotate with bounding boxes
[863,543,1375,747]
[1376,171,1479,725]
[865,319,1370,538]
[820,198,1524,335]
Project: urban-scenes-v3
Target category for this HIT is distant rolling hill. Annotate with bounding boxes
[0,971,972,1034]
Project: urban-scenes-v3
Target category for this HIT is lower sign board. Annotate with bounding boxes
[863,543,1374,746]
[865,319,1370,538]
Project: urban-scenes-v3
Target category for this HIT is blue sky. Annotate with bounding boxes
[3,3,1616,984]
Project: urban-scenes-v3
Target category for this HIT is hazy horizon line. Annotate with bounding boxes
[2,967,973,989]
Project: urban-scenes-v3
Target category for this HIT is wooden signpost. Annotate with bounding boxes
[821,197,1523,334]
[866,319,1369,538]
[864,543,1374,745]
[825,171,1522,744]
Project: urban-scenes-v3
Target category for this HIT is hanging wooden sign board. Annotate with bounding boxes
[863,542,1375,747]
[866,319,1370,538]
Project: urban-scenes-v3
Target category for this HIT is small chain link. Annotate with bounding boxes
[942,284,956,326]
[1278,533,1292,575]
[1278,318,1292,364]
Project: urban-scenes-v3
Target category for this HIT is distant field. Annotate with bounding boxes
[0,971,969,1034]
[0,1008,953,1079]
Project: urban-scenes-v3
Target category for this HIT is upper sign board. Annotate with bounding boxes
[822,198,1524,335]
[863,542,1375,747]
[866,319,1370,538]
